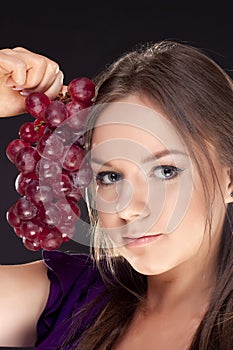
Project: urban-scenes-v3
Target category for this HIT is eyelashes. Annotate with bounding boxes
[95,171,122,186]
[95,165,184,186]
[150,165,184,181]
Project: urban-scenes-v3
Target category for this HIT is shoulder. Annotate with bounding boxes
[0,257,50,347]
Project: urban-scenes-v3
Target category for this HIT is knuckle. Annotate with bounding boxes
[0,48,11,53]
[34,55,47,70]
[12,46,29,52]
[48,61,60,74]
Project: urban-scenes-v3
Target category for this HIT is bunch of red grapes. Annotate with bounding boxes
[6,77,95,251]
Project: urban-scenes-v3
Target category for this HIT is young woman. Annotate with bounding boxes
[0,41,232,349]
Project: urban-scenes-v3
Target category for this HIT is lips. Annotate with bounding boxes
[122,233,163,246]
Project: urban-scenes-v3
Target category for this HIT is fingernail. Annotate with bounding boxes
[19,90,30,96]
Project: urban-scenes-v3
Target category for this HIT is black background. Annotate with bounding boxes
[1,1,233,265]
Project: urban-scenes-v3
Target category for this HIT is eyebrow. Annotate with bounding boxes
[142,149,188,163]
[91,149,188,166]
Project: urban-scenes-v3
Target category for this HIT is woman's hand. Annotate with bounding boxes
[0,47,64,118]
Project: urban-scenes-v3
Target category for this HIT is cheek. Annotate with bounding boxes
[147,169,203,235]
[175,193,207,238]
[97,210,123,247]
[163,176,207,236]
[95,184,120,217]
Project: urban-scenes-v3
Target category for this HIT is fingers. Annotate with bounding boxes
[0,50,28,86]
[19,70,64,100]
[0,47,64,97]
[12,47,60,90]
[39,70,64,100]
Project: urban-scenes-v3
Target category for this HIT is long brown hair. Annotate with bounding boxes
[64,40,233,349]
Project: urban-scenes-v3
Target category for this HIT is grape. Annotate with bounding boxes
[20,218,44,240]
[56,197,81,225]
[36,132,64,161]
[14,146,40,174]
[67,77,95,103]
[66,100,90,131]
[19,121,41,144]
[6,139,30,163]
[52,173,73,198]
[36,158,62,184]
[6,75,95,251]
[72,129,86,148]
[38,203,61,227]
[22,237,42,251]
[53,124,73,144]
[6,204,22,228]
[14,227,24,238]
[44,100,68,129]
[70,163,93,189]
[39,227,63,250]
[15,172,37,196]
[67,186,83,201]
[25,92,51,118]
[59,222,76,242]
[36,158,61,182]
[62,144,85,172]
[14,197,38,220]
[25,179,53,207]
[66,197,81,219]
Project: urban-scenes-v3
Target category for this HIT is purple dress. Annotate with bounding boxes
[35,249,109,349]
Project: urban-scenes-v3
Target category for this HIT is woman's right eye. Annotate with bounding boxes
[95,171,122,186]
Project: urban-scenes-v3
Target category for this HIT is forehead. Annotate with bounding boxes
[91,98,187,158]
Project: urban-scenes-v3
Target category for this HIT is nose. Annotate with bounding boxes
[115,173,150,222]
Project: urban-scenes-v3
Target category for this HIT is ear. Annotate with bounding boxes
[224,167,233,204]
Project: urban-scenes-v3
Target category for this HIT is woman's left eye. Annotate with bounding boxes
[150,165,184,181]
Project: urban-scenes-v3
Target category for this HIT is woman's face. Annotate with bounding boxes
[89,95,230,275]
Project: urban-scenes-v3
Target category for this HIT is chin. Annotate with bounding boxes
[124,254,175,276]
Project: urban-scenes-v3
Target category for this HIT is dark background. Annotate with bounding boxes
[1,1,233,265]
